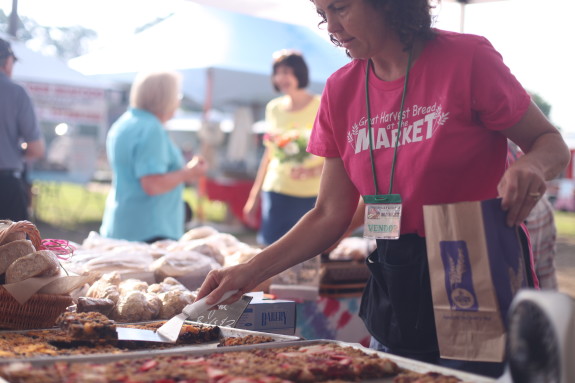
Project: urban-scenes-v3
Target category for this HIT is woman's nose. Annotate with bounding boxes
[325,14,341,35]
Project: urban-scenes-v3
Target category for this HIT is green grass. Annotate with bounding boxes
[33,181,575,240]
[32,181,227,230]
[554,211,575,238]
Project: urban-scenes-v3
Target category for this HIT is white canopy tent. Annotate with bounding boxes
[184,0,321,29]
[1,32,109,88]
[444,0,507,32]
[186,0,506,33]
[1,33,112,184]
[69,2,350,113]
[69,2,350,179]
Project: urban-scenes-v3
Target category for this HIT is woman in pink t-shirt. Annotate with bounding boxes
[196,0,570,377]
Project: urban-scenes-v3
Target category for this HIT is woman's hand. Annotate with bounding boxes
[199,157,360,306]
[501,100,571,226]
[183,155,208,182]
[196,263,262,306]
[497,158,547,227]
[242,197,260,229]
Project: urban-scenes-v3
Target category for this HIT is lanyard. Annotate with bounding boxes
[365,48,413,196]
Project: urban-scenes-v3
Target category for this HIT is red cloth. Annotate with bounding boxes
[203,178,260,227]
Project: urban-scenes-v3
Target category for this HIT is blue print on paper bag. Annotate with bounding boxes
[480,198,528,323]
[440,240,478,311]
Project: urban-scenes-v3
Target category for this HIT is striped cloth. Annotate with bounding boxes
[508,142,558,289]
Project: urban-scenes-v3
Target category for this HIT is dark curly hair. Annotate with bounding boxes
[314,0,436,51]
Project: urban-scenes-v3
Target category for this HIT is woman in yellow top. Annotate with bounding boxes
[243,50,323,246]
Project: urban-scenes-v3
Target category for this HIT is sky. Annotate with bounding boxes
[1,0,574,134]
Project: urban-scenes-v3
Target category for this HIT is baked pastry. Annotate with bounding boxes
[118,278,149,295]
[218,334,275,347]
[5,250,60,284]
[145,293,162,319]
[180,225,219,241]
[157,290,195,319]
[394,371,463,382]
[148,277,188,294]
[0,220,26,246]
[0,322,219,359]
[111,291,159,322]
[0,343,401,382]
[0,239,35,274]
[86,272,121,303]
[76,297,116,317]
[55,311,118,341]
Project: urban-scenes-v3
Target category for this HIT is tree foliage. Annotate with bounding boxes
[0,9,97,60]
[531,92,552,118]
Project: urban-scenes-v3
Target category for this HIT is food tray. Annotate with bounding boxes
[0,339,497,382]
[343,341,498,383]
[0,320,301,365]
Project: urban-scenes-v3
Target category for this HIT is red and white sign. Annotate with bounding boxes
[22,81,107,130]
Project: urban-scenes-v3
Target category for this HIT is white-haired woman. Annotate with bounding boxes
[100,71,206,243]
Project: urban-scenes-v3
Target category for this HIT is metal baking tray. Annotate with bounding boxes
[0,320,301,365]
[0,337,496,382]
[336,340,497,383]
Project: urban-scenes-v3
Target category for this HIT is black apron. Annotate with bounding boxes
[359,234,439,354]
[359,229,535,355]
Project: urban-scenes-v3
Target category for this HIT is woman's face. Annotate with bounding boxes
[273,65,299,94]
[313,0,391,60]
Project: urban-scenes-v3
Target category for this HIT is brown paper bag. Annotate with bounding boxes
[423,198,531,362]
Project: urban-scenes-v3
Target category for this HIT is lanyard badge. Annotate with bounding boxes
[363,194,402,239]
[361,49,412,241]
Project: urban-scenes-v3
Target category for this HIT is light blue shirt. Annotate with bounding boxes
[100,108,185,241]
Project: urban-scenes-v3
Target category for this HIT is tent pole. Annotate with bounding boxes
[197,67,214,224]
[8,0,19,37]
[459,2,466,33]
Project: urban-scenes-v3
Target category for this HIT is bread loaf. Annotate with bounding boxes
[5,250,61,284]
[0,221,26,247]
[0,239,35,274]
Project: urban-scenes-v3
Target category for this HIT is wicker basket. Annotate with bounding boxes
[0,220,42,249]
[0,287,72,330]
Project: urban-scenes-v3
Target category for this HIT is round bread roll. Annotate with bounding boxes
[5,250,60,284]
[0,239,35,274]
[118,278,149,295]
[145,292,162,319]
[100,271,122,285]
[111,290,158,322]
[180,225,218,241]
[158,290,195,319]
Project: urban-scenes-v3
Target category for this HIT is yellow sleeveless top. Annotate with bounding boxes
[262,95,323,197]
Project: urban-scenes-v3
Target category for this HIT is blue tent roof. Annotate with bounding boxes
[69,2,350,111]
